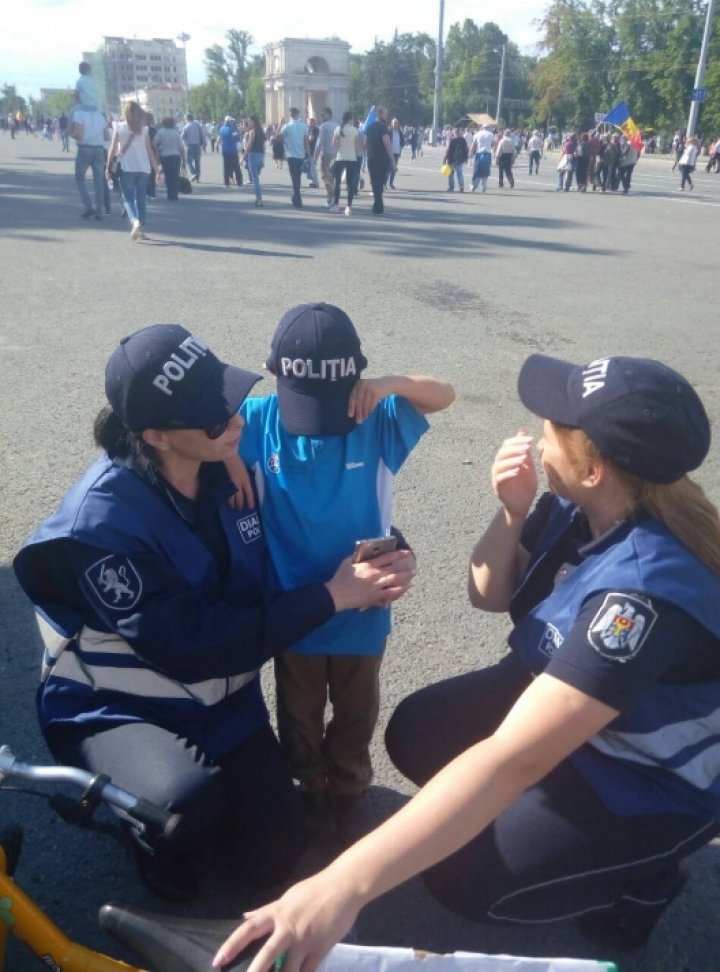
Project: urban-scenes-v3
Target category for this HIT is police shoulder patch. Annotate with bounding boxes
[587,592,657,663]
[85,555,142,611]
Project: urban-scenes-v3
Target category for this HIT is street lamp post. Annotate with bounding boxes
[177,32,191,114]
[686,0,716,138]
[496,44,506,128]
[431,0,445,145]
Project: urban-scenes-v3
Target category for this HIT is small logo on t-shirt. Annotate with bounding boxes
[346,461,364,470]
[237,512,262,544]
[85,555,142,610]
[538,622,564,658]
[587,593,657,663]
[267,453,280,474]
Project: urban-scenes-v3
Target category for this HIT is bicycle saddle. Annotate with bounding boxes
[99,903,261,972]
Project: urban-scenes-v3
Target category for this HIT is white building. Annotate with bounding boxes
[264,38,350,123]
[86,37,187,115]
[119,84,186,123]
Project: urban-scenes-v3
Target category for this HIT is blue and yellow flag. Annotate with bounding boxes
[603,102,644,151]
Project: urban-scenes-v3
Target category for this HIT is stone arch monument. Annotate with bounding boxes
[264,38,350,123]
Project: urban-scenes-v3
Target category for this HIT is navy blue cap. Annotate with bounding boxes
[105,324,261,432]
[265,303,368,436]
[518,354,710,484]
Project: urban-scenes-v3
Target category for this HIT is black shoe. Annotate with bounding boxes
[301,789,336,842]
[81,208,94,218]
[134,846,199,902]
[94,213,102,220]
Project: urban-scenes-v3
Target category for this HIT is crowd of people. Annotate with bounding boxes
[8,59,720,231]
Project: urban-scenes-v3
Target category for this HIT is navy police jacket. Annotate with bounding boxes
[509,496,720,819]
[14,456,333,758]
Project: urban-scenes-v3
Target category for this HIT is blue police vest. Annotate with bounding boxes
[15,457,270,758]
[510,498,720,818]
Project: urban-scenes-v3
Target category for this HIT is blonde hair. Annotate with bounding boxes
[123,100,144,134]
[552,423,720,574]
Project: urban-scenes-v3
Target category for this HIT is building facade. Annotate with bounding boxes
[119,84,186,122]
[264,38,350,123]
[85,37,188,115]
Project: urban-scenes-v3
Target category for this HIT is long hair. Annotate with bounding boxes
[339,110,352,138]
[93,404,155,467]
[553,423,720,574]
[123,100,144,134]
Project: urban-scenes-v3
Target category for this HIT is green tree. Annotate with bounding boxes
[442,21,534,126]
[43,89,75,118]
[349,32,435,123]
[532,0,616,130]
[0,84,27,117]
[202,29,264,118]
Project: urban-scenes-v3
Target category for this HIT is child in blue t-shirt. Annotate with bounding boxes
[74,61,99,110]
[230,302,455,838]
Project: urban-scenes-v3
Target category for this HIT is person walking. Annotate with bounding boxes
[678,136,700,190]
[282,108,309,209]
[219,117,243,187]
[527,129,543,174]
[330,112,361,214]
[153,117,185,202]
[107,100,158,241]
[619,137,640,194]
[365,106,395,216]
[494,128,515,189]
[444,128,469,192]
[68,105,107,220]
[181,113,205,182]
[315,107,337,206]
[243,115,266,206]
[470,124,494,192]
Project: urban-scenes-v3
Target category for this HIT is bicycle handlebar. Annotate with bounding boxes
[0,745,182,841]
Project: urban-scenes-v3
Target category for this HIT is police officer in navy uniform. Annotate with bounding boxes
[214,354,720,971]
[13,324,415,901]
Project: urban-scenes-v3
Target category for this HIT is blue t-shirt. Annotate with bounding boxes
[240,394,429,655]
[282,120,308,159]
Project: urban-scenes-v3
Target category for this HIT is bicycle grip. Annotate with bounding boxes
[128,799,183,841]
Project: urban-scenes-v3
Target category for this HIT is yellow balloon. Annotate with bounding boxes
[441,163,452,176]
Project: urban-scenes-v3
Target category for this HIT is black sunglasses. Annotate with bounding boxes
[163,418,232,440]
[205,418,231,440]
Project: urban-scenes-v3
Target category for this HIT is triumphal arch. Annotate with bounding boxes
[264,38,350,123]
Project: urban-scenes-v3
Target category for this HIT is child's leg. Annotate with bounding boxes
[324,652,384,797]
[274,652,329,787]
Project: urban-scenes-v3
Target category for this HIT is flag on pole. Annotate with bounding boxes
[602,101,644,151]
[361,105,376,132]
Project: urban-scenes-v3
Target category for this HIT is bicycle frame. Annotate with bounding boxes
[0,839,145,971]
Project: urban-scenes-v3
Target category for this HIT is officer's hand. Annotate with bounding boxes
[225,455,255,510]
[492,430,537,519]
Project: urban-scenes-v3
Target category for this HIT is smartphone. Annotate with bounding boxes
[353,536,398,563]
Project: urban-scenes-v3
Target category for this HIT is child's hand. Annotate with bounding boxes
[348,378,391,424]
[225,454,255,510]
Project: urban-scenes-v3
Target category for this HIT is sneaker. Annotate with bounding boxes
[328,205,341,213]
[255,200,263,207]
[137,225,147,240]
[130,219,141,240]
[81,208,94,219]
[94,213,102,221]
[344,206,352,215]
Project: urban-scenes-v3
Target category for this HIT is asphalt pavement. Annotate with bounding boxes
[2,133,720,972]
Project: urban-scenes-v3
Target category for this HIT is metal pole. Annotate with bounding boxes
[496,44,506,127]
[177,32,191,114]
[431,0,445,145]
[686,0,716,138]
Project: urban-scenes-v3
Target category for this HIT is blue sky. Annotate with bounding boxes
[4,0,546,99]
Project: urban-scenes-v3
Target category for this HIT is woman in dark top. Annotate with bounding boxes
[244,115,266,206]
[14,324,415,903]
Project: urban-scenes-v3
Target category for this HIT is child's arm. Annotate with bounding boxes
[225,451,255,510]
[348,375,455,423]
